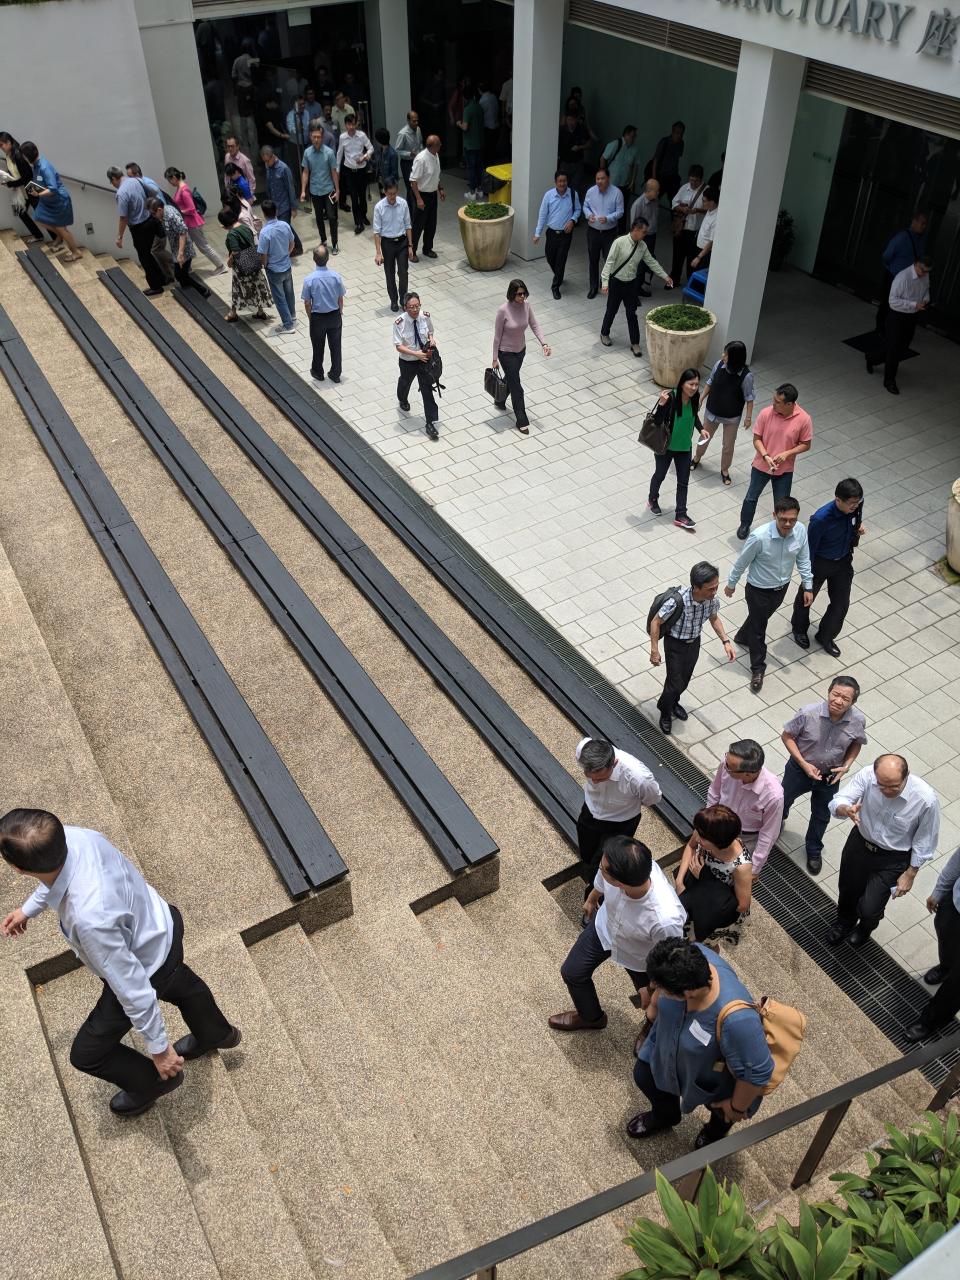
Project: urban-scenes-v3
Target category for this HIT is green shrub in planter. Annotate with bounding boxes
[646,303,712,332]
[463,202,510,219]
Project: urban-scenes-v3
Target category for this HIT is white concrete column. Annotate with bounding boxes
[364,0,412,138]
[133,0,220,213]
[703,42,805,362]
[510,0,565,259]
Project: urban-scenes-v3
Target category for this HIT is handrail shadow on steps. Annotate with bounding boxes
[407,1026,960,1280]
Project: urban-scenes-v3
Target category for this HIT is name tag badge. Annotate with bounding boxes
[688,1019,712,1047]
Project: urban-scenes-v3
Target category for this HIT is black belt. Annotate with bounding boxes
[382,235,407,243]
[860,834,910,856]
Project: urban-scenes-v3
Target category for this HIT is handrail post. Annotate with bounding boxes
[476,1267,497,1279]
[673,1168,705,1202]
[928,1061,960,1112]
[791,1100,851,1189]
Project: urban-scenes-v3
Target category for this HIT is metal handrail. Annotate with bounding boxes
[408,1027,960,1280]
[58,174,116,195]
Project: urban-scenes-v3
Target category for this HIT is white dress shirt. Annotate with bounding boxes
[21,827,174,1051]
[672,181,707,231]
[409,148,441,193]
[593,860,686,972]
[697,207,718,251]
[337,129,373,172]
[830,767,940,867]
[888,264,930,314]
[575,737,662,820]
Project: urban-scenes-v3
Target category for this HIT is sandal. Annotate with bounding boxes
[63,253,82,262]
[690,457,700,470]
[721,471,732,485]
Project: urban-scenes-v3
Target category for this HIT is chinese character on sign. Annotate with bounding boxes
[917,7,960,57]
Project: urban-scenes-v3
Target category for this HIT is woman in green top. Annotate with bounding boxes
[647,367,706,531]
[217,205,273,322]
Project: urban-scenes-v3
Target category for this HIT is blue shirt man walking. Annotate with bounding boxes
[790,477,865,657]
[533,170,581,299]
[257,199,297,334]
[260,145,303,257]
[301,243,346,384]
[300,129,340,251]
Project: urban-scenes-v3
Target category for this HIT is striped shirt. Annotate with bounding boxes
[657,585,719,641]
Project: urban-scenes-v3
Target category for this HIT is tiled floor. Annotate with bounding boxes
[201,181,960,979]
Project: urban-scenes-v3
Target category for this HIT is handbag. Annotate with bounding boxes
[715,996,807,1095]
[638,396,671,454]
[484,365,510,407]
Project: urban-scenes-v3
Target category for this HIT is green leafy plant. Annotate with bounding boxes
[646,303,713,332]
[770,209,796,270]
[463,201,510,219]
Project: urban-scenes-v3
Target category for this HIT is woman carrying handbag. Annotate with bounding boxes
[645,366,707,530]
[491,278,551,435]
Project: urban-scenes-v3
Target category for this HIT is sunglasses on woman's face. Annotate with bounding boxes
[514,290,527,298]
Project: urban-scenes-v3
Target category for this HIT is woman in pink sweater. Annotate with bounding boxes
[164,167,226,273]
[492,279,551,434]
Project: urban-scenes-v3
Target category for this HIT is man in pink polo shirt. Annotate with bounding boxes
[707,739,784,877]
[736,383,812,540]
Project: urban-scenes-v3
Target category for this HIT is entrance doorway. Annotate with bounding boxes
[813,109,960,341]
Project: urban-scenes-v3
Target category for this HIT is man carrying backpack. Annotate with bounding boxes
[649,561,736,736]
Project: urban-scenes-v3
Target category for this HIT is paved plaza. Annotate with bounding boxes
[204,180,960,976]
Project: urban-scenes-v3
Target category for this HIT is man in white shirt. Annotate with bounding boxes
[866,256,931,396]
[827,755,940,946]
[336,113,374,235]
[549,837,685,1031]
[670,163,707,286]
[0,809,240,1117]
[409,134,445,260]
[691,187,719,272]
[575,737,662,890]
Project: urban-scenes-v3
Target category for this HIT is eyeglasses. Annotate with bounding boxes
[513,290,527,298]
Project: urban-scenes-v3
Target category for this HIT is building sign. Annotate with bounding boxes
[714,1,960,59]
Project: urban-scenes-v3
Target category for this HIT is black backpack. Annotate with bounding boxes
[647,588,684,635]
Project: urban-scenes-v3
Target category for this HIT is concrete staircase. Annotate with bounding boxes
[0,225,943,1279]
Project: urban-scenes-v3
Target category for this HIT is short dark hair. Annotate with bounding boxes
[622,124,637,135]
[728,739,764,771]
[829,675,860,702]
[224,162,240,176]
[147,197,165,214]
[703,185,720,203]
[835,478,863,501]
[260,199,277,218]
[693,804,742,849]
[375,127,390,145]
[672,120,685,132]
[403,291,421,306]
[506,278,529,301]
[602,836,652,887]
[690,561,719,588]
[631,217,650,231]
[775,382,799,403]
[20,141,39,165]
[0,809,68,874]
[689,164,704,178]
[384,177,399,191]
[774,495,801,515]
[344,113,357,125]
[217,206,236,228]
[125,162,143,176]
[554,168,567,180]
[647,937,711,996]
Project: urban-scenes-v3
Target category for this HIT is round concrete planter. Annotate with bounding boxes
[948,478,960,574]
[644,308,717,387]
[458,205,514,271]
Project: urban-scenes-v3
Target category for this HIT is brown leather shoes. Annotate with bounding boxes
[548,1010,608,1032]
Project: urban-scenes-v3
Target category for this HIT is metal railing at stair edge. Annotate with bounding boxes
[407,1027,960,1280]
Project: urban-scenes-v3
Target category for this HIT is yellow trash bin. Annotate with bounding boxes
[486,162,512,205]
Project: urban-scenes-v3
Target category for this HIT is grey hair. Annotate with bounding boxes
[106,166,124,182]
[728,739,764,772]
[690,561,719,588]
[312,244,329,266]
[579,739,615,773]
[259,145,275,159]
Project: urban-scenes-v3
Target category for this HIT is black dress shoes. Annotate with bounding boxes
[587,289,598,299]
[903,1021,934,1043]
[750,669,764,692]
[659,714,672,735]
[398,399,410,411]
[110,1070,183,1117]
[816,635,841,657]
[551,286,561,299]
[792,632,810,649]
[806,855,822,875]
[672,704,688,721]
[848,927,872,948]
[422,249,438,258]
[884,380,900,395]
[736,525,750,541]
[826,922,853,945]
[865,354,875,375]
[174,1025,242,1060]
[923,966,946,985]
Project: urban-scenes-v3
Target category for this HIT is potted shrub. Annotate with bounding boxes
[458,200,514,271]
[644,303,716,388]
[770,208,796,270]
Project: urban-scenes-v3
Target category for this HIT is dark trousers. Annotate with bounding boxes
[69,905,231,1095]
[310,192,338,247]
[498,347,528,428]
[790,554,854,643]
[649,448,691,519]
[130,218,166,290]
[173,258,210,297]
[560,919,645,1023]
[835,826,909,935]
[670,227,698,284]
[576,802,641,885]
[680,871,739,943]
[633,1056,746,1140]
[277,209,304,256]
[781,756,839,858]
[544,227,572,288]
[587,227,617,291]
[657,635,700,715]
[400,157,415,206]
[381,236,409,306]
[739,467,792,532]
[397,357,438,423]
[465,149,483,192]
[875,310,918,386]
[738,582,789,674]
[601,276,640,342]
[924,899,960,1029]
[342,167,368,231]
[309,309,343,379]
[412,190,438,253]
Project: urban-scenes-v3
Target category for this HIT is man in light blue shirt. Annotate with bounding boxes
[258,199,297,333]
[301,243,346,383]
[1,808,239,1117]
[583,169,623,298]
[373,178,413,311]
[260,144,303,256]
[286,96,312,154]
[533,170,582,299]
[300,127,340,252]
[725,495,813,691]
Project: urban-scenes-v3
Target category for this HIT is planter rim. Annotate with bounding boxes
[457,204,514,222]
[645,309,717,336]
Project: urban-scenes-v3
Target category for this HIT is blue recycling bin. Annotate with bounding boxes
[682,268,709,305]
